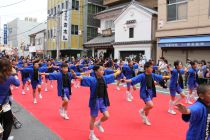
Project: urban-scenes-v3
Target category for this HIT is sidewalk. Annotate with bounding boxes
[9,101,61,140]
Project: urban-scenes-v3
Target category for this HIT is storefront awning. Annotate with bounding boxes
[158,35,210,48]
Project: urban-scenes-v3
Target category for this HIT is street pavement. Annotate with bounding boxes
[9,101,61,140]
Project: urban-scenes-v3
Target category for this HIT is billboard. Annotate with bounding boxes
[3,24,7,45]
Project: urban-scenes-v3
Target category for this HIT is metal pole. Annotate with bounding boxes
[56,14,60,60]
[68,0,72,49]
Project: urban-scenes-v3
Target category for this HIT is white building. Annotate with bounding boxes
[7,18,42,56]
[113,1,157,61]
[29,23,47,58]
[84,2,127,58]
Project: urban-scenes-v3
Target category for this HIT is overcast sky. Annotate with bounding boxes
[0,0,47,28]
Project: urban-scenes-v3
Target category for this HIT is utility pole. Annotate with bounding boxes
[56,14,61,60]
[67,0,72,50]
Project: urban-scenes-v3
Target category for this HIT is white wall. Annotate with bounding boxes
[114,5,152,42]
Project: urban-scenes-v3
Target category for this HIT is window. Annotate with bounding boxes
[48,30,50,39]
[167,0,188,21]
[87,27,98,40]
[48,10,50,15]
[62,3,64,9]
[66,1,68,9]
[71,25,78,35]
[51,8,53,15]
[105,20,114,29]
[72,0,79,10]
[50,29,53,38]
[88,4,105,14]
[58,5,60,12]
[54,7,57,15]
[129,28,134,38]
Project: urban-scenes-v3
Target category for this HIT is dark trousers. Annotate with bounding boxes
[0,110,14,140]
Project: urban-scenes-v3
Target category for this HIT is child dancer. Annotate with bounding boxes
[186,60,198,104]
[20,60,46,104]
[44,61,55,92]
[77,65,121,140]
[42,63,76,120]
[122,59,137,102]
[176,84,210,140]
[20,62,31,95]
[168,60,186,115]
[125,62,170,126]
[114,60,125,91]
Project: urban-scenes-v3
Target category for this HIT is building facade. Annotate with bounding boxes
[103,0,157,9]
[47,0,104,58]
[113,1,157,61]
[29,23,47,58]
[84,1,157,61]
[156,0,210,64]
[7,18,40,56]
[84,2,128,58]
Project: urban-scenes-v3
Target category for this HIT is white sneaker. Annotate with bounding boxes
[168,109,176,115]
[63,112,69,120]
[144,117,151,126]
[33,99,37,104]
[39,93,43,99]
[59,108,65,117]
[139,109,151,125]
[116,86,120,91]
[126,91,132,102]
[22,90,26,95]
[26,86,30,91]
[8,136,14,140]
[44,88,48,92]
[89,133,99,140]
[95,121,104,133]
[139,109,146,122]
[129,93,134,100]
[186,100,193,105]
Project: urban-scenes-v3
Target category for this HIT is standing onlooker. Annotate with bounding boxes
[0,58,20,140]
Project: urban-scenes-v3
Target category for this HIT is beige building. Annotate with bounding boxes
[156,0,210,64]
[103,0,157,9]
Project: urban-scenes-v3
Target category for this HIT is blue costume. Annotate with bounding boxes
[21,67,47,89]
[81,74,115,117]
[182,99,210,140]
[169,69,185,96]
[131,73,163,102]
[0,76,20,103]
[49,72,75,99]
[187,68,198,90]
[123,65,137,88]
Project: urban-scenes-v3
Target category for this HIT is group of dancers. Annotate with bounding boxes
[1,54,210,140]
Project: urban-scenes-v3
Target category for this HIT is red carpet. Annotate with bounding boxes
[12,80,188,140]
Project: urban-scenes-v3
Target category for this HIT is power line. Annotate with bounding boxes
[0,0,27,8]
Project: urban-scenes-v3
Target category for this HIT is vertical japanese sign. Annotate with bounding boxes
[61,10,68,41]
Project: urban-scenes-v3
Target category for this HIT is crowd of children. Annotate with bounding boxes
[1,54,210,140]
